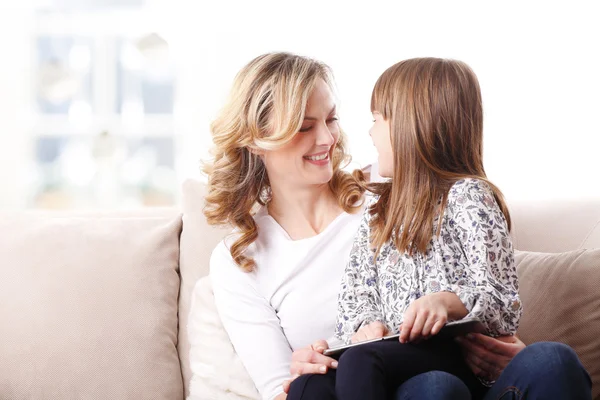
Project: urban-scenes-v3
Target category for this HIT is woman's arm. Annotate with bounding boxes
[442,179,522,336]
[335,197,385,344]
[210,242,293,400]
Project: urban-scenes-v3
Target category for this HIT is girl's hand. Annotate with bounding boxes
[399,292,453,343]
[351,321,388,344]
[282,339,338,393]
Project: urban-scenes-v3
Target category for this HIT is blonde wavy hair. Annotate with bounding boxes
[368,58,511,257]
[203,52,364,272]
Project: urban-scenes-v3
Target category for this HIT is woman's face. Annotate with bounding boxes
[370,112,393,177]
[262,79,340,190]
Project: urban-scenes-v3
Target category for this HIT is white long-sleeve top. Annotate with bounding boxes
[210,206,363,400]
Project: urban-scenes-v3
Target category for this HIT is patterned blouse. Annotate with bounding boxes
[335,178,522,344]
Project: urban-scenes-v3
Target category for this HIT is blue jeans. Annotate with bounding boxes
[395,342,592,400]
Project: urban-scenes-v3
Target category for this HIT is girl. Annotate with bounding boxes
[333,58,522,399]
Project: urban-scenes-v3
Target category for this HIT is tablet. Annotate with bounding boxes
[323,317,487,357]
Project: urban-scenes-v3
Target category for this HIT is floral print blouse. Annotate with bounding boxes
[335,178,522,344]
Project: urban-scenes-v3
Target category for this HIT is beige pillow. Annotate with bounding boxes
[179,179,232,396]
[187,277,259,400]
[0,212,183,399]
[516,249,600,399]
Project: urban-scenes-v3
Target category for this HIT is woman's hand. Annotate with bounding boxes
[456,334,526,381]
[351,321,388,344]
[399,292,465,343]
[282,339,338,394]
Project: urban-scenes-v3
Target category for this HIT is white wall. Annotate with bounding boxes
[0,0,598,209]
[0,3,34,209]
[170,0,600,202]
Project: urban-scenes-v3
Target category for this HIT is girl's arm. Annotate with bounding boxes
[442,179,522,336]
[335,197,385,344]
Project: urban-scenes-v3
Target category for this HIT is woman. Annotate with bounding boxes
[202,52,591,400]
[204,52,363,400]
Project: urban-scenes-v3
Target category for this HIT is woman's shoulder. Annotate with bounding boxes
[208,216,264,282]
[209,238,241,275]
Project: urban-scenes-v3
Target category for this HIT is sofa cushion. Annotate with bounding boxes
[516,249,600,399]
[179,179,232,396]
[0,211,183,399]
[187,277,259,400]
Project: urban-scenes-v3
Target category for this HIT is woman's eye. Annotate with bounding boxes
[299,126,312,133]
[327,117,339,124]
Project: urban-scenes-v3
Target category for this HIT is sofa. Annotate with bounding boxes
[1,179,598,399]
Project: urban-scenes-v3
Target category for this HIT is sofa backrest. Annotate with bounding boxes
[178,180,231,397]
[510,199,600,251]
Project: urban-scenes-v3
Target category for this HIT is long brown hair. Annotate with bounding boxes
[203,52,364,272]
[369,57,511,256]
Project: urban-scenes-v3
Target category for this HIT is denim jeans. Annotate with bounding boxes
[395,371,472,400]
[395,342,592,400]
[288,341,591,400]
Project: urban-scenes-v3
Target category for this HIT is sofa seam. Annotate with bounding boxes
[578,219,600,250]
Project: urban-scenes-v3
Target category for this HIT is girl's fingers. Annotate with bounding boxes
[351,330,364,344]
[431,319,446,336]
[421,315,437,337]
[400,309,416,343]
[409,311,427,342]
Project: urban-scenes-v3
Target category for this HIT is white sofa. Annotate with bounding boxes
[0,179,599,399]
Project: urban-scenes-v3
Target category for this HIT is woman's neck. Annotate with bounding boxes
[267,183,343,240]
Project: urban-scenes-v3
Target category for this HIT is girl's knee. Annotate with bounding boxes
[287,373,335,400]
[337,344,380,371]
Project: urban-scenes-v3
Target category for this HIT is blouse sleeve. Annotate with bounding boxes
[439,179,522,336]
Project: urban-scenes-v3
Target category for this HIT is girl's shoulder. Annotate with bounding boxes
[360,192,380,220]
[448,177,492,198]
[446,178,499,215]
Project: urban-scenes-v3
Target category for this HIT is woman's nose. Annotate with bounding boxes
[315,123,335,146]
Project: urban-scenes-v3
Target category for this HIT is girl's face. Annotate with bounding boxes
[370,112,393,177]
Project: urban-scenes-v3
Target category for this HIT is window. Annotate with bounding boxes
[31,1,179,209]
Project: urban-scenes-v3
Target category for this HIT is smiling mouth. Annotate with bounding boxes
[303,152,329,161]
